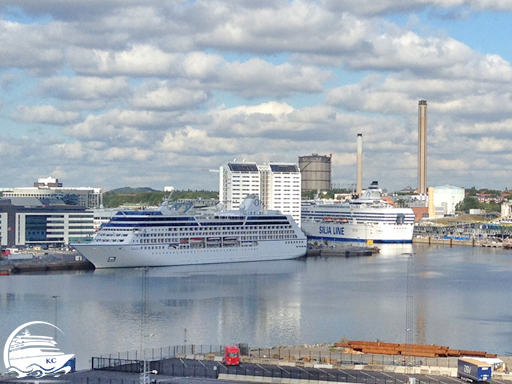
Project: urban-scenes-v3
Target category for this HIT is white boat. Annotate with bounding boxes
[301,181,415,243]
[6,329,74,378]
[72,195,307,268]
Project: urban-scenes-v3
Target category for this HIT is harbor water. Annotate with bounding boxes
[1,243,512,371]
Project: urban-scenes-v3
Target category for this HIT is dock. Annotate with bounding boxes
[306,246,380,257]
[0,259,94,274]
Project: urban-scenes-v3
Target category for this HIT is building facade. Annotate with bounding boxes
[431,185,465,217]
[3,177,103,208]
[219,161,301,225]
[0,197,94,247]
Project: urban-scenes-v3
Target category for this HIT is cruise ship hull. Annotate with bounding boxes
[301,221,414,243]
[74,240,306,268]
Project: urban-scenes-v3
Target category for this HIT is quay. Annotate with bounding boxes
[8,342,508,384]
[412,236,512,248]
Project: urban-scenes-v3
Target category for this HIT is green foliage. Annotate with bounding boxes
[467,187,477,196]
[103,190,218,208]
[456,197,479,213]
[301,189,352,200]
[108,187,157,194]
[456,196,501,214]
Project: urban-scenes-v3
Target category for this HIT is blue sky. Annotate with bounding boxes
[1,0,512,192]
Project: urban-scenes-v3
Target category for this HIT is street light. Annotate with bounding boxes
[52,295,60,340]
[140,267,150,384]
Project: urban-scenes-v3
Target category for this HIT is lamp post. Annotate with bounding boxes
[140,267,150,384]
[52,295,60,340]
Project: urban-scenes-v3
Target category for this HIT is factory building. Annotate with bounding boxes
[428,185,465,217]
[219,161,301,225]
[3,177,103,208]
[298,154,331,191]
[0,197,94,247]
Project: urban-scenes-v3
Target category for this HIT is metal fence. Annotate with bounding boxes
[98,344,457,368]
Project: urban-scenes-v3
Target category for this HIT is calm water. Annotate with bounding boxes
[2,243,512,371]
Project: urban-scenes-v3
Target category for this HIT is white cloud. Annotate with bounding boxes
[130,84,209,110]
[0,20,64,72]
[68,45,180,76]
[38,76,130,100]
[11,105,80,124]
[50,142,85,159]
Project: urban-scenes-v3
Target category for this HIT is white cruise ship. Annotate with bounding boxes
[73,195,307,268]
[301,181,415,243]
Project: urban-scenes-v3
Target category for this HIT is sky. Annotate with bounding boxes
[1,0,512,193]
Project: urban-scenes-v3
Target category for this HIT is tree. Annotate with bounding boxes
[456,197,479,213]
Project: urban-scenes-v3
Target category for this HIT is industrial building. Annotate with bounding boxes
[428,185,465,217]
[219,161,301,225]
[298,154,331,191]
[0,197,94,247]
[2,177,103,209]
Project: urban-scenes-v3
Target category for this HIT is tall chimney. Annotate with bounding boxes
[418,100,427,195]
[356,133,363,197]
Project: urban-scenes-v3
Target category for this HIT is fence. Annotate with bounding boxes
[97,344,458,368]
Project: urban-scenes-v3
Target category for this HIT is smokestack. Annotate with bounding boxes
[418,100,427,195]
[356,133,363,197]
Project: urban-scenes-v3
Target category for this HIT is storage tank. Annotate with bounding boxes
[298,154,332,191]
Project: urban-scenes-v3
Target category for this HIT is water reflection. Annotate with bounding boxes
[1,246,512,372]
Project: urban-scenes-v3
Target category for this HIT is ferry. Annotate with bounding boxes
[73,195,307,268]
[301,181,415,243]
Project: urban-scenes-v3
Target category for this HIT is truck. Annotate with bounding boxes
[223,345,240,366]
[458,358,492,382]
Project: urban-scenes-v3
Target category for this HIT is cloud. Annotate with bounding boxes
[130,83,209,110]
[0,20,64,72]
[50,142,85,159]
[11,105,80,124]
[38,76,130,100]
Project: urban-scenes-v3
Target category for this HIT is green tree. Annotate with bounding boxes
[456,197,479,213]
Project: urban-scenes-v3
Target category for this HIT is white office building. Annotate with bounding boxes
[219,161,301,225]
[0,197,94,247]
[3,177,103,208]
